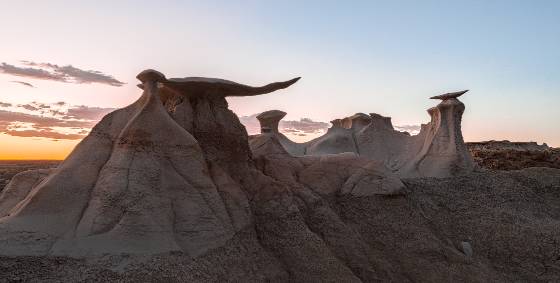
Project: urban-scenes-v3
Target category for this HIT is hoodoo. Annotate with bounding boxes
[257,90,475,177]
[1,71,559,282]
[256,110,286,133]
[399,90,475,177]
[0,69,403,279]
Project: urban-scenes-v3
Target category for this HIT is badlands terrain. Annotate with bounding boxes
[0,70,559,282]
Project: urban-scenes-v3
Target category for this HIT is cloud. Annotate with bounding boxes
[281,118,329,134]
[0,62,66,81]
[394,124,421,135]
[0,109,96,129]
[10,81,35,88]
[0,101,115,140]
[240,112,422,138]
[238,113,329,136]
[2,106,419,142]
[17,104,39,111]
[3,129,85,140]
[0,61,125,87]
[64,105,115,120]
[16,102,54,112]
[54,65,125,86]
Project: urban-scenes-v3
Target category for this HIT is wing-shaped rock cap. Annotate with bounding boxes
[160,76,300,97]
[135,69,300,97]
[430,89,468,100]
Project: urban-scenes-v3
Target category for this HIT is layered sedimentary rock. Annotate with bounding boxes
[1,72,559,282]
[0,69,401,268]
[259,90,475,178]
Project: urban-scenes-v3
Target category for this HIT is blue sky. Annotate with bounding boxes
[0,0,559,157]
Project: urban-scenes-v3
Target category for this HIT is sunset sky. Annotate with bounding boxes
[1,0,559,159]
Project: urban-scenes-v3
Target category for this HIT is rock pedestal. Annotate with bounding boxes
[399,96,475,177]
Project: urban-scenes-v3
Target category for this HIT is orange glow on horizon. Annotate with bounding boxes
[0,134,78,160]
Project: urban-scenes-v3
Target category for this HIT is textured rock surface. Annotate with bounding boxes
[0,71,558,282]
[1,168,558,282]
[259,92,475,178]
[468,141,560,170]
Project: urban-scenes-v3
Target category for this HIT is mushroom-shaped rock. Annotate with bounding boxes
[256,110,287,133]
[253,110,306,156]
[136,69,166,83]
[399,92,474,177]
[430,89,468,100]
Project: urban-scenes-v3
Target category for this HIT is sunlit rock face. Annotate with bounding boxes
[259,90,475,178]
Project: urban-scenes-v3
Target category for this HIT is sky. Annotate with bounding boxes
[0,0,559,159]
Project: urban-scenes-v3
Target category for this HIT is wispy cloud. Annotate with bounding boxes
[0,101,115,140]
[0,61,125,87]
[10,80,35,88]
[64,105,115,120]
[241,112,422,137]
[0,103,420,142]
[394,124,421,135]
[238,113,329,136]
[3,129,86,140]
[0,63,66,81]
[281,118,330,134]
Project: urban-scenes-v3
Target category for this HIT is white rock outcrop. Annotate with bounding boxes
[258,90,475,178]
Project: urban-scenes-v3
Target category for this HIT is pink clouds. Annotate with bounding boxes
[0,61,125,87]
[0,101,115,140]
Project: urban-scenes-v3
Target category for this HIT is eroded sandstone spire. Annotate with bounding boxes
[399,91,475,177]
[258,91,475,178]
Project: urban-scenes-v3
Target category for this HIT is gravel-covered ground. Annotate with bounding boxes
[0,167,558,282]
[467,141,560,171]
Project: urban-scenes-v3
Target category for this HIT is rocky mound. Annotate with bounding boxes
[468,141,560,170]
[0,71,558,282]
[1,167,559,282]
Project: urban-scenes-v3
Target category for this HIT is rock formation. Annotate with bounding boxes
[0,70,402,264]
[398,90,475,177]
[1,72,559,282]
[257,90,475,178]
